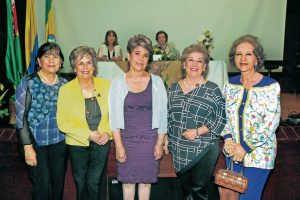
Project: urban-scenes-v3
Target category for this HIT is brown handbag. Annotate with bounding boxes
[215,160,248,194]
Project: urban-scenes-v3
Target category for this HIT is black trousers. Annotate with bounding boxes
[23,140,67,200]
[177,143,219,200]
[68,141,110,200]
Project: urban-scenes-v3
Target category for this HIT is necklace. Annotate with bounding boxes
[85,96,97,119]
[82,88,96,119]
[39,70,58,86]
[79,80,97,119]
[183,76,204,90]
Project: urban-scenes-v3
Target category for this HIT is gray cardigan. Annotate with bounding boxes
[108,74,167,134]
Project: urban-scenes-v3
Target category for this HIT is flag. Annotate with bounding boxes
[5,0,23,87]
[45,0,55,42]
[25,0,39,74]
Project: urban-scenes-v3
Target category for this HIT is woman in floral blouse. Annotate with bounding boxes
[222,35,281,200]
[15,42,67,200]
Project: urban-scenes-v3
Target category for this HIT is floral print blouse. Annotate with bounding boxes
[222,75,281,169]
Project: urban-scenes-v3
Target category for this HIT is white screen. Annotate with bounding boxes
[36,0,287,72]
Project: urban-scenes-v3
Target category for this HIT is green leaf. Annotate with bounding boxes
[0,89,8,102]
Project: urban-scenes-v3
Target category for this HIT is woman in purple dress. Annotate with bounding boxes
[109,34,168,200]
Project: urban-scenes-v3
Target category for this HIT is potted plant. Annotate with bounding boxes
[0,82,16,126]
[0,82,9,119]
[197,30,215,60]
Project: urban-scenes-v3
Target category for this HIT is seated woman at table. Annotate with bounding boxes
[98,30,122,61]
[165,43,226,199]
[57,46,111,200]
[153,30,180,60]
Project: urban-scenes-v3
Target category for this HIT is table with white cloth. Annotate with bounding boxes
[207,61,228,89]
[96,61,124,80]
[96,60,228,89]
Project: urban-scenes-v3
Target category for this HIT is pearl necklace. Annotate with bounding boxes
[39,70,58,86]
[183,76,204,90]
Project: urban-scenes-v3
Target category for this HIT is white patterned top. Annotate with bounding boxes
[222,75,281,169]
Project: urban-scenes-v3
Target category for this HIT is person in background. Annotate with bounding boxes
[15,42,67,200]
[153,30,180,60]
[109,34,167,200]
[57,46,111,200]
[98,30,122,61]
[165,43,226,199]
[222,35,281,200]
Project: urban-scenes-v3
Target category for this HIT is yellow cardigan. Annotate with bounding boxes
[57,77,111,146]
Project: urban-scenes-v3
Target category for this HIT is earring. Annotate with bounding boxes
[183,64,186,69]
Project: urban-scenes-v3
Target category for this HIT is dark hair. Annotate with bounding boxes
[127,34,153,63]
[181,43,210,78]
[229,35,265,71]
[36,42,64,71]
[104,30,119,46]
[155,30,168,42]
[69,46,98,71]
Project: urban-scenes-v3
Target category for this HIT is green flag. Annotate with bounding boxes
[45,0,56,42]
[5,0,23,88]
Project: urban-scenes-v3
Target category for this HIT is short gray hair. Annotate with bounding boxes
[69,46,98,69]
[127,34,153,62]
[181,43,210,78]
[229,35,265,71]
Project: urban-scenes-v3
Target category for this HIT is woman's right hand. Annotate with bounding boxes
[163,135,169,155]
[224,138,235,156]
[89,131,101,145]
[182,129,198,141]
[24,145,37,167]
[100,55,108,61]
[116,144,126,163]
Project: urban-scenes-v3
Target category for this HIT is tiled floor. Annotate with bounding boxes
[280,93,300,120]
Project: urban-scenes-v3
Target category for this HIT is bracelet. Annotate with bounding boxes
[196,128,199,136]
[196,128,200,138]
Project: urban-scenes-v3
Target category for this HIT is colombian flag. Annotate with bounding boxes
[45,0,56,42]
[25,0,39,74]
[5,0,23,87]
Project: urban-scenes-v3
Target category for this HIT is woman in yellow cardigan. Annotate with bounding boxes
[57,46,111,200]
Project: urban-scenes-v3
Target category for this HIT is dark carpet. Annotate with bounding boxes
[1,127,300,200]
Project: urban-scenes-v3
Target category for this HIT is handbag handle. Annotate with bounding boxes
[227,159,245,175]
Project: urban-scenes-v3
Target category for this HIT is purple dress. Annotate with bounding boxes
[117,78,159,183]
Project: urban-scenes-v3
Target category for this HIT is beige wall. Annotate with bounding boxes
[36,0,287,72]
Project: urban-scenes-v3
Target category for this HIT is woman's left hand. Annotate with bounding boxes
[154,143,163,160]
[232,144,246,162]
[163,135,169,155]
[182,129,198,141]
[99,132,109,145]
